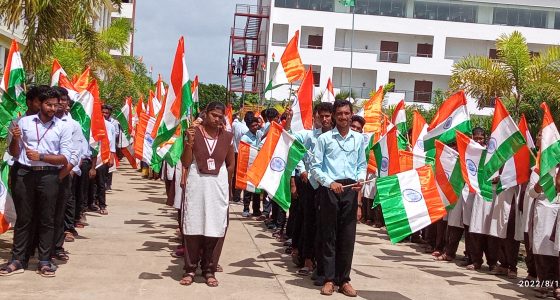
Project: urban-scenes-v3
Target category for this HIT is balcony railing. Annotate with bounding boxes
[235,4,270,16]
[391,90,437,103]
[334,47,433,64]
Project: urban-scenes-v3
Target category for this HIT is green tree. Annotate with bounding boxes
[0,0,123,73]
[450,31,560,126]
[198,83,237,110]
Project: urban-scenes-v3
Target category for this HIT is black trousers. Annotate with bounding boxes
[445,226,464,257]
[286,196,299,239]
[535,254,558,281]
[64,174,76,231]
[11,168,59,263]
[318,180,358,285]
[90,164,108,208]
[75,159,91,218]
[296,178,317,260]
[497,203,520,272]
[53,175,72,253]
[524,232,537,278]
[243,191,261,215]
[470,233,499,267]
[183,235,219,274]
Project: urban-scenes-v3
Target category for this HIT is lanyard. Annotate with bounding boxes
[36,120,54,146]
[334,131,356,153]
[201,127,219,156]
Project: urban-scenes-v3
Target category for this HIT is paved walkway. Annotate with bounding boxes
[0,165,536,299]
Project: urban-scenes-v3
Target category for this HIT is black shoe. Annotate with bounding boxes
[88,205,99,212]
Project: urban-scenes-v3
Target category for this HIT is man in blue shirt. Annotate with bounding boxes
[240,113,262,217]
[289,102,332,279]
[311,99,366,297]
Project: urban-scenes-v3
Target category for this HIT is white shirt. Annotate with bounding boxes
[60,114,85,167]
[13,114,73,167]
[232,119,248,153]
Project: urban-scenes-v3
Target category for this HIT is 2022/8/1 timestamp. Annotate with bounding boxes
[518,280,559,288]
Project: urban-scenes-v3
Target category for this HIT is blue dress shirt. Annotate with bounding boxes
[310,127,367,187]
[240,130,263,148]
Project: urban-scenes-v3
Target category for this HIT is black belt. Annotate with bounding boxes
[19,165,60,172]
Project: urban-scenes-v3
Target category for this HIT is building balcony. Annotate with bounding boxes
[112,2,133,19]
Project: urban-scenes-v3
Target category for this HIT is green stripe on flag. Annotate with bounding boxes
[70,102,91,142]
[376,175,412,243]
[484,132,525,178]
[115,110,131,140]
[271,141,307,212]
[539,172,557,202]
[424,120,472,151]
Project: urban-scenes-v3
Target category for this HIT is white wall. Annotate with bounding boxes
[335,29,433,55]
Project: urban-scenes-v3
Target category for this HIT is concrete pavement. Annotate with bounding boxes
[0,165,536,299]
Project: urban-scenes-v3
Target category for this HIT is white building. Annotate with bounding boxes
[260,0,560,114]
[0,19,25,71]
[110,0,135,56]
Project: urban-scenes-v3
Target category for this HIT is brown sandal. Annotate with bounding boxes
[466,263,481,271]
[179,273,195,286]
[204,273,219,287]
[338,282,358,297]
[36,264,56,277]
[321,281,335,296]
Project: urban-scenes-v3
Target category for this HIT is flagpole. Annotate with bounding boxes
[349,4,355,99]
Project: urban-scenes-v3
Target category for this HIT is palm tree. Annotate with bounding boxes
[0,0,122,73]
[450,31,560,120]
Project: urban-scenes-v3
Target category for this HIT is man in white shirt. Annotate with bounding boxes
[1,87,72,277]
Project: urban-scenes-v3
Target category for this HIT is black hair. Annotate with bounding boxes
[244,111,255,124]
[266,108,279,120]
[351,115,365,127]
[260,109,268,122]
[472,127,486,136]
[314,102,333,115]
[39,86,61,103]
[26,85,50,103]
[206,101,226,114]
[332,99,353,114]
[244,115,259,127]
[102,104,113,112]
[53,86,69,98]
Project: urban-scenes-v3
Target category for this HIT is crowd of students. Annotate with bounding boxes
[0,86,118,277]
[161,99,560,298]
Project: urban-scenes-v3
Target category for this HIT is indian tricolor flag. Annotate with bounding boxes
[399,150,434,172]
[147,90,161,117]
[500,114,536,189]
[70,79,110,163]
[291,67,314,132]
[151,37,191,169]
[538,102,560,202]
[372,126,407,177]
[392,100,407,135]
[191,75,199,116]
[235,141,261,193]
[376,165,447,244]
[411,110,428,156]
[360,86,384,133]
[50,59,67,86]
[265,30,305,92]
[225,103,233,132]
[0,40,26,137]
[156,74,166,102]
[247,122,306,211]
[320,77,335,103]
[456,131,492,201]
[435,140,465,209]
[0,160,15,234]
[73,67,91,92]
[423,91,471,151]
[134,113,157,164]
[115,97,133,142]
[484,98,526,179]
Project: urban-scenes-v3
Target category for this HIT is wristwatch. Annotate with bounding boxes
[39,153,45,161]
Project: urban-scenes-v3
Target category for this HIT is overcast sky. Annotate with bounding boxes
[134,0,253,86]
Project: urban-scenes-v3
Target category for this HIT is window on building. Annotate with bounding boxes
[493,7,547,28]
[414,80,432,103]
[556,12,560,29]
[275,0,334,12]
[489,49,498,59]
[380,41,399,63]
[272,24,289,45]
[313,71,321,87]
[307,35,323,49]
[414,1,477,23]
[416,43,433,58]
